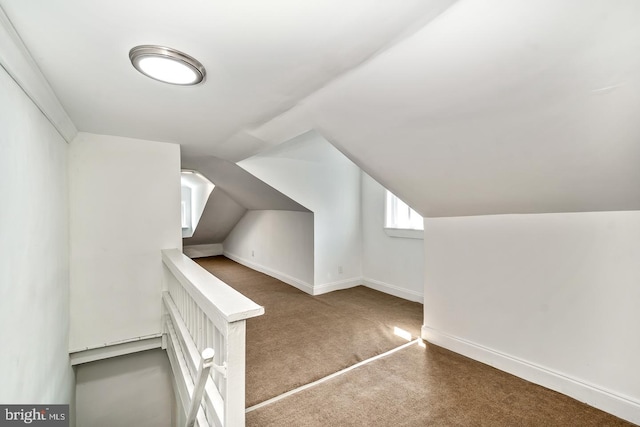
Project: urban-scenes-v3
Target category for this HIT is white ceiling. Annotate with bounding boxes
[268,0,640,216]
[0,0,455,161]
[3,0,640,216]
[309,0,640,216]
[182,155,309,212]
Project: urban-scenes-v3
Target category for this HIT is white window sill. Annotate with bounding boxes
[384,227,424,240]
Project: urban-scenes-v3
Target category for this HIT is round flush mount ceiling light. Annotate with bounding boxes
[129,45,206,85]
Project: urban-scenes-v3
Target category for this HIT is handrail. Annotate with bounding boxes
[162,248,264,427]
[165,320,210,427]
[186,348,216,427]
[162,249,264,324]
[163,292,225,425]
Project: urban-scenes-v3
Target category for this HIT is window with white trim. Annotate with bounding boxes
[181,186,192,232]
[384,190,423,238]
[181,200,189,229]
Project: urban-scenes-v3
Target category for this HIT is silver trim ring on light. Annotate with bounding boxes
[129,45,206,85]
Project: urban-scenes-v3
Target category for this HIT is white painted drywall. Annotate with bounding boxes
[0,6,77,143]
[189,177,213,232]
[182,156,309,212]
[224,210,314,292]
[0,64,75,405]
[69,132,181,351]
[361,173,423,302]
[180,170,214,238]
[306,2,640,217]
[184,188,247,245]
[238,131,362,291]
[1,0,457,161]
[422,212,640,424]
[75,349,174,427]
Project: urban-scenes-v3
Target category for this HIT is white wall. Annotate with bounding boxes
[239,131,362,292]
[69,132,181,351]
[75,349,174,427]
[180,170,215,239]
[0,65,75,404]
[422,212,640,424]
[224,210,314,293]
[187,176,213,235]
[361,173,423,302]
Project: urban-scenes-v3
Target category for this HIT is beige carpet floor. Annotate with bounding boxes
[247,342,635,427]
[196,256,635,426]
[196,256,423,407]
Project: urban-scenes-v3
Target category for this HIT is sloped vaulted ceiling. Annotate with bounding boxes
[181,156,310,244]
[0,0,455,160]
[3,0,640,217]
[303,1,640,217]
[255,0,640,217]
[183,188,247,245]
[182,156,309,212]
[254,0,640,216]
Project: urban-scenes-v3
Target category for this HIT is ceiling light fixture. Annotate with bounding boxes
[129,45,206,85]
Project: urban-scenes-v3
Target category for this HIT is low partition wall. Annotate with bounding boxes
[162,249,264,427]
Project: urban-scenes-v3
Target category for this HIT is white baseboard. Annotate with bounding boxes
[221,252,424,303]
[362,277,423,303]
[69,334,163,365]
[183,243,223,258]
[422,326,640,426]
[223,251,314,295]
[313,277,362,295]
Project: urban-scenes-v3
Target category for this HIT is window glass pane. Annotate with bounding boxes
[180,186,192,230]
[181,201,188,228]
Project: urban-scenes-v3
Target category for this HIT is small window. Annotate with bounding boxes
[384,190,423,239]
[181,186,192,233]
[181,200,189,229]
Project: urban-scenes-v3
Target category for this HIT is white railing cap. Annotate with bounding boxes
[162,248,264,323]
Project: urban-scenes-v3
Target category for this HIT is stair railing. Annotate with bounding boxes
[161,249,264,427]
